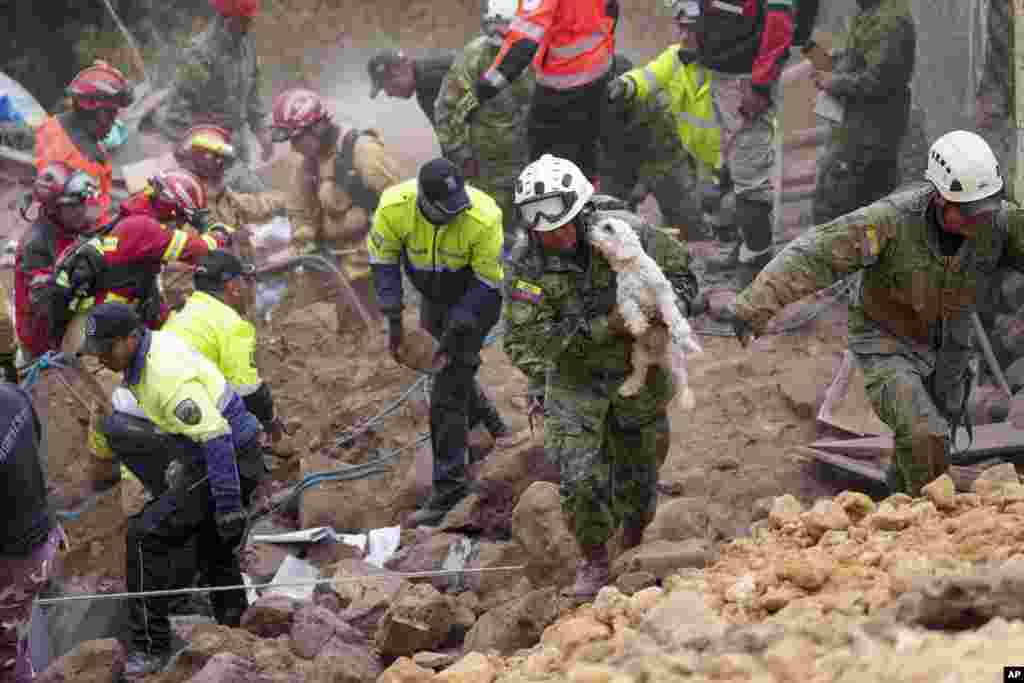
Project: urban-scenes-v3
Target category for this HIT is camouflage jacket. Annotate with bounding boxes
[504,201,698,397]
[434,36,533,194]
[979,0,1012,118]
[157,17,266,146]
[735,182,1024,369]
[827,0,916,155]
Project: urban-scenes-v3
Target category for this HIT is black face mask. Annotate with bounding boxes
[417,194,458,226]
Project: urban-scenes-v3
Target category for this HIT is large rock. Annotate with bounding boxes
[300,450,404,531]
[241,595,302,639]
[642,497,709,543]
[291,604,369,660]
[332,559,410,638]
[378,657,435,683]
[640,590,727,651]
[434,652,500,683]
[185,653,267,683]
[511,482,581,587]
[892,559,1024,629]
[312,634,384,683]
[462,540,528,600]
[37,638,124,683]
[464,587,560,655]
[611,539,718,579]
[159,624,313,680]
[385,533,463,589]
[375,583,456,657]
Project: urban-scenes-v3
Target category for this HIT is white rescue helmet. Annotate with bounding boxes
[925,130,1003,203]
[482,0,518,38]
[514,154,595,232]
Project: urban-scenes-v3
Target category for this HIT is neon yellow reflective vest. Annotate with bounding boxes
[367,179,504,313]
[626,45,721,175]
[163,291,261,398]
[130,330,232,443]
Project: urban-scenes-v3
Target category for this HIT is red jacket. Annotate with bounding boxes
[695,0,794,91]
[483,0,615,92]
[58,212,226,329]
[14,217,79,357]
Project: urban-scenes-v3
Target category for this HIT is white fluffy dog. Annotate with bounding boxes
[588,214,702,410]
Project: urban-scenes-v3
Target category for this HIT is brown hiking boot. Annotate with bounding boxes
[564,545,610,601]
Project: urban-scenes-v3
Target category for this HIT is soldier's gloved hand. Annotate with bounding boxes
[475,79,501,106]
[387,314,403,360]
[462,158,480,179]
[606,77,635,104]
[215,508,248,543]
[718,302,755,348]
[607,307,633,337]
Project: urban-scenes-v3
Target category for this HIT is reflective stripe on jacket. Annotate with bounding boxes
[627,44,721,172]
[487,0,615,91]
[163,291,261,397]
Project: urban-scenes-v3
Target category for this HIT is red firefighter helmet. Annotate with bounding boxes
[146,169,208,222]
[270,89,328,142]
[174,125,236,180]
[66,60,133,110]
[210,0,261,17]
[33,162,100,208]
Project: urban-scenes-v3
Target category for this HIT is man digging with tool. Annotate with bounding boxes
[75,303,267,676]
[721,130,1024,496]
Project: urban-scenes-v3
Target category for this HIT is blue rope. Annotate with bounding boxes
[19,351,72,391]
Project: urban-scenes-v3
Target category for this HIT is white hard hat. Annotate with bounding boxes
[925,130,1003,203]
[514,154,595,232]
[482,0,518,35]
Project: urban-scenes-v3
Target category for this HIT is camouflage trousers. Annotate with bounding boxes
[858,351,955,496]
[544,365,672,550]
[0,527,61,683]
[812,143,902,224]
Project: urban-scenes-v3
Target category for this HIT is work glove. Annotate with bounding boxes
[215,508,248,543]
[474,79,501,106]
[387,314,404,360]
[717,302,755,348]
[606,77,636,104]
[462,158,480,179]
[607,307,632,337]
[739,82,772,120]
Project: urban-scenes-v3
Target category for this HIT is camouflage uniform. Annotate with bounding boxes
[600,57,701,234]
[0,528,60,683]
[152,16,267,191]
[734,183,1024,495]
[977,0,1013,170]
[812,0,916,224]
[503,202,698,549]
[434,36,533,243]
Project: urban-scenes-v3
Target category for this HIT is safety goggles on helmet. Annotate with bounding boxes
[73,91,133,111]
[271,119,322,143]
[57,173,100,206]
[518,193,576,231]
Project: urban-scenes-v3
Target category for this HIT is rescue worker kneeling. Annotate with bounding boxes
[76,303,266,676]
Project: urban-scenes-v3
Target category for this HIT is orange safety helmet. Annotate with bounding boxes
[146,169,209,223]
[66,60,133,110]
[210,0,260,17]
[270,88,329,142]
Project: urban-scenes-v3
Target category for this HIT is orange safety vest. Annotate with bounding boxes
[499,0,615,90]
[35,116,113,224]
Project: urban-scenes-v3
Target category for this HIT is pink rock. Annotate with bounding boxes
[290,604,368,660]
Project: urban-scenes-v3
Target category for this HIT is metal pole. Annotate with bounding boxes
[1012,0,1023,203]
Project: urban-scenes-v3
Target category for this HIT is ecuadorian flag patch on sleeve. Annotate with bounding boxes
[510,279,543,304]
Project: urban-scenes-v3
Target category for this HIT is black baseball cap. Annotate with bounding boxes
[367,50,405,98]
[79,302,142,356]
[418,158,471,216]
[194,250,256,290]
